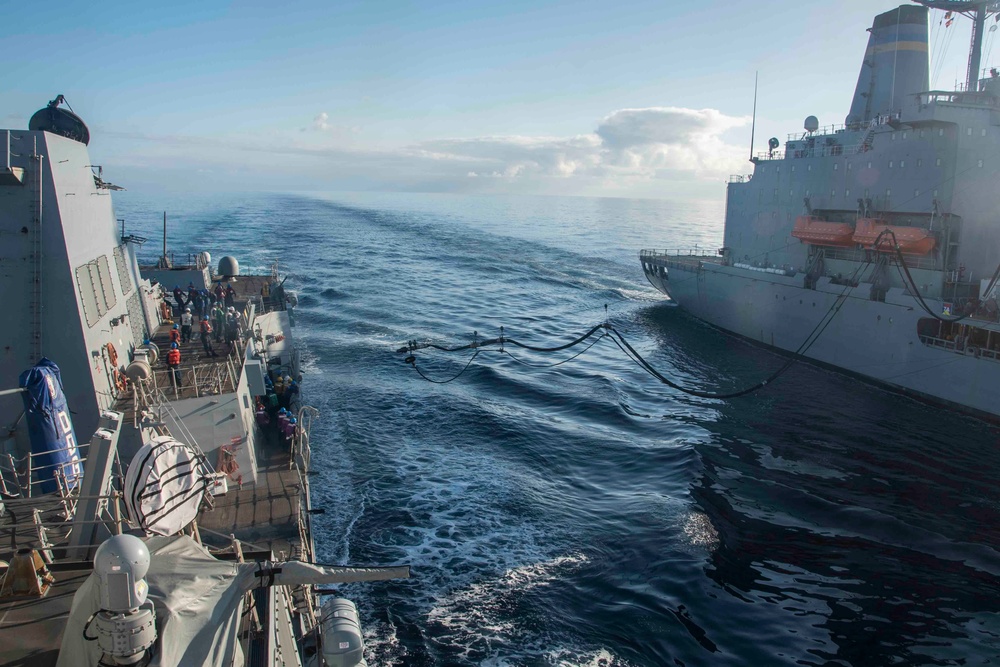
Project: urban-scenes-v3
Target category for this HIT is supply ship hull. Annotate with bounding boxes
[641,3,1000,421]
[641,254,1000,419]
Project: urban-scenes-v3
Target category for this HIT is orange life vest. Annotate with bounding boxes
[167,349,181,366]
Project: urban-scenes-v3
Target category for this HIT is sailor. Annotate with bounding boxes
[200,315,217,357]
[172,285,186,313]
[285,416,298,448]
[212,303,226,343]
[285,380,300,407]
[169,323,181,345]
[167,342,182,386]
[214,283,225,303]
[180,307,194,343]
[255,399,270,427]
[224,307,239,347]
[193,290,205,318]
[224,284,236,309]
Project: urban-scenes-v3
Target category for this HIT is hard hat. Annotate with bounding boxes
[173,324,179,329]
[171,342,178,349]
[203,315,209,320]
[185,307,191,312]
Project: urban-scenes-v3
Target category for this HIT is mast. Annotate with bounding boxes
[749,71,758,162]
[968,4,987,89]
[912,1,1000,91]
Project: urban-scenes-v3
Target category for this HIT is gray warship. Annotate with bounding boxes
[0,99,407,666]
[641,1,1000,421]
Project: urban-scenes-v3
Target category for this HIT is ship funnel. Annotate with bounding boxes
[846,5,928,126]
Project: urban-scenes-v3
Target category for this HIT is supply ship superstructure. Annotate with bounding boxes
[0,100,405,666]
[641,2,1000,421]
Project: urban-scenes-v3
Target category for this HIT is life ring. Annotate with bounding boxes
[105,342,119,367]
[112,368,128,393]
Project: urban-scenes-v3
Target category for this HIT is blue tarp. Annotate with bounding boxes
[18,359,82,494]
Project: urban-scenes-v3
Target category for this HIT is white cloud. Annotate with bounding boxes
[405,107,751,187]
[100,106,752,198]
[311,111,330,131]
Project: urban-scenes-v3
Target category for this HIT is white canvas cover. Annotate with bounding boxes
[58,534,411,667]
[58,535,248,667]
[124,435,210,535]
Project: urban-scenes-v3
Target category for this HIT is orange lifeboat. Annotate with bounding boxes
[791,215,855,247]
[852,218,936,255]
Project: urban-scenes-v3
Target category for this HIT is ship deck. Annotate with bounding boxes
[0,274,309,667]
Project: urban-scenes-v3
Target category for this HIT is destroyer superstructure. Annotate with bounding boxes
[0,99,406,666]
[641,2,1000,421]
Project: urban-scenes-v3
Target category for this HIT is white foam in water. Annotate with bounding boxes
[681,511,719,550]
[346,433,633,664]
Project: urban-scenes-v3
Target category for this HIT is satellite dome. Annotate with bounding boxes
[804,115,819,133]
[28,95,90,145]
[218,256,240,277]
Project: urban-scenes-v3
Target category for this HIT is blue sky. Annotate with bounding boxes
[2,0,991,199]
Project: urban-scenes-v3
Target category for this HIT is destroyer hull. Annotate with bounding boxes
[643,259,1000,421]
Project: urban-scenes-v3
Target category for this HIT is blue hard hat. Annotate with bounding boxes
[290,417,297,424]
[203,315,209,320]
[171,342,178,349]
[173,324,179,329]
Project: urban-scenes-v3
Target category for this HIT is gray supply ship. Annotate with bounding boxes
[641,1,1000,421]
[0,99,407,666]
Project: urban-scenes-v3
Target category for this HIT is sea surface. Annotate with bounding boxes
[117,191,1000,667]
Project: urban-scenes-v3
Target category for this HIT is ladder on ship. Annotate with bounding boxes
[29,140,44,363]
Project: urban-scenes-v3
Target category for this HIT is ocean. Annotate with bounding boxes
[116,191,1000,666]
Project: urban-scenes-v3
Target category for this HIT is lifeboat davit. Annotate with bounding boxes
[791,215,855,247]
[852,218,936,255]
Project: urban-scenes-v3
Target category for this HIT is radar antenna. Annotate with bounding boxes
[912,1,1000,90]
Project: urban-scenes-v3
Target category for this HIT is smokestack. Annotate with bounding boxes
[846,5,929,126]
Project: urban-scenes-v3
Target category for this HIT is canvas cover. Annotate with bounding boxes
[124,435,210,535]
[58,535,249,667]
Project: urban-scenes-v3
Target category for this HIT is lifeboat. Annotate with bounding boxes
[852,218,936,255]
[791,215,855,247]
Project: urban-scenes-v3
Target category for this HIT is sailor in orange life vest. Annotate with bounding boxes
[167,342,182,386]
[169,323,181,345]
[200,316,218,357]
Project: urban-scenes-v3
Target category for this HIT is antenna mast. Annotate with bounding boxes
[912,1,1000,91]
[749,71,758,162]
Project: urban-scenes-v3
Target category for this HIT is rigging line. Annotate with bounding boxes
[501,334,608,368]
[607,327,791,399]
[887,232,971,322]
[506,323,607,353]
[410,350,480,384]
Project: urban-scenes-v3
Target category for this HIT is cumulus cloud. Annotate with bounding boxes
[406,107,750,186]
[104,106,751,197]
[311,112,330,131]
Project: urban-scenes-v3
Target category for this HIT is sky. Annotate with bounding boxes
[2,0,994,200]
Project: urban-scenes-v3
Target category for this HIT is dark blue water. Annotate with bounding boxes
[117,192,1000,666]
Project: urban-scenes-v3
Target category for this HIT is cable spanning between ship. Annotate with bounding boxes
[397,256,875,399]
